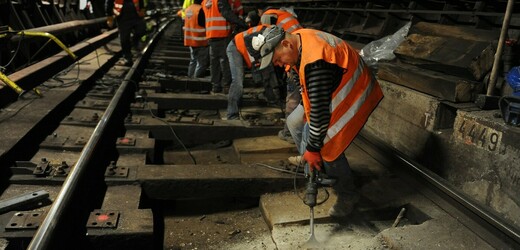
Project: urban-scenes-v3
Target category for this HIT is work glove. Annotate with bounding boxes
[303,150,322,172]
[106,16,114,28]
[139,9,146,17]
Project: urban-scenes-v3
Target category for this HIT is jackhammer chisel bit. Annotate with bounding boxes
[303,170,320,248]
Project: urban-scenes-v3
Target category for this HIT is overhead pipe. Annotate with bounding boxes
[6,18,107,42]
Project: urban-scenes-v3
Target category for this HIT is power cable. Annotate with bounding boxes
[0,36,23,72]
[145,100,197,165]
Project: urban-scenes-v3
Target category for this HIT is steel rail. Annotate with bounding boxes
[0,29,118,93]
[6,18,106,42]
[26,17,175,250]
[357,130,520,249]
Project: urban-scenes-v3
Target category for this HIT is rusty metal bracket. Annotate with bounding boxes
[41,133,69,147]
[33,158,51,177]
[80,113,100,123]
[11,159,71,178]
[167,114,214,125]
[5,211,46,231]
[0,190,50,214]
[104,161,129,178]
[86,210,120,228]
[116,137,136,146]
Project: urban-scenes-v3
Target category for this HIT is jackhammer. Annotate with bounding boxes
[302,168,336,247]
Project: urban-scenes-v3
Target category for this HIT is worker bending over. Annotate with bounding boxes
[251,26,384,217]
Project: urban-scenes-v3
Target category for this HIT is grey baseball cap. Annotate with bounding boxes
[250,26,285,69]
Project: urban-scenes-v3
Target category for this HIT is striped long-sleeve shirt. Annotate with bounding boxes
[303,60,345,152]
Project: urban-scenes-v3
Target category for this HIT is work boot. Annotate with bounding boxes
[222,113,239,120]
[116,57,132,66]
[288,155,302,166]
[210,86,222,95]
[328,194,359,218]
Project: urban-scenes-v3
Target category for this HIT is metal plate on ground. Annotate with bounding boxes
[86,210,120,228]
[5,211,45,230]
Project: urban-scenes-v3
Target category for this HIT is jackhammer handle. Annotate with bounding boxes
[304,171,318,207]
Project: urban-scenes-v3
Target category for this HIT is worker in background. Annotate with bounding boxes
[183,0,209,78]
[260,6,301,33]
[230,0,244,19]
[179,0,194,20]
[259,6,303,144]
[225,16,265,120]
[251,26,384,217]
[106,0,146,66]
[201,0,248,94]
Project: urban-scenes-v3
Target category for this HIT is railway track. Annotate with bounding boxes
[0,16,519,250]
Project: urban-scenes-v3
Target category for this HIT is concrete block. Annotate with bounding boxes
[364,80,441,159]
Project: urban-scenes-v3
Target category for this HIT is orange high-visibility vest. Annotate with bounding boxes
[233,25,269,68]
[183,4,208,47]
[296,29,384,161]
[202,0,231,39]
[112,0,140,16]
[262,9,301,33]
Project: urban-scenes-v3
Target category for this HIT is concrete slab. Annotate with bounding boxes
[233,135,298,155]
[87,209,154,250]
[101,185,142,210]
[364,80,441,159]
[260,190,336,229]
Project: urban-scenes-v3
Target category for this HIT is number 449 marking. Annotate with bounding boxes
[455,119,503,153]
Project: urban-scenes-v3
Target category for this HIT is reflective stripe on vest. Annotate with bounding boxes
[234,25,268,68]
[202,0,232,38]
[296,29,384,161]
[263,9,302,33]
[184,4,208,47]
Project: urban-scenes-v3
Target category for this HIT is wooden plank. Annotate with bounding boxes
[152,55,190,64]
[394,33,495,80]
[146,92,268,110]
[146,92,227,109]
[377,62,483,102]
[126,116,283,144]
[158,76,212,92]
[137,164,301,199]
[409,22,499,42]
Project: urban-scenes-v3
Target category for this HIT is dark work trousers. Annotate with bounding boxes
[118,17,146,62]
[208,37,231,92]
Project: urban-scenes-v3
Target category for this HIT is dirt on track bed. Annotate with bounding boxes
[162,198,277,249]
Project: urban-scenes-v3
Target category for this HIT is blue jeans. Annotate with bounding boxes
[188,46,209,78]
[290,106,356,197]
[208,38,231,91]
[226,41,244,118]
[287,104,305,153]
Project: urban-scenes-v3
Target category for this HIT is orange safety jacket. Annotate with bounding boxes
[183,4,208,47]
[202,0,231,39]
[113,0,140,16]
[295,29,384,161]
[233,25,269,68]
[262,9,301,33]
